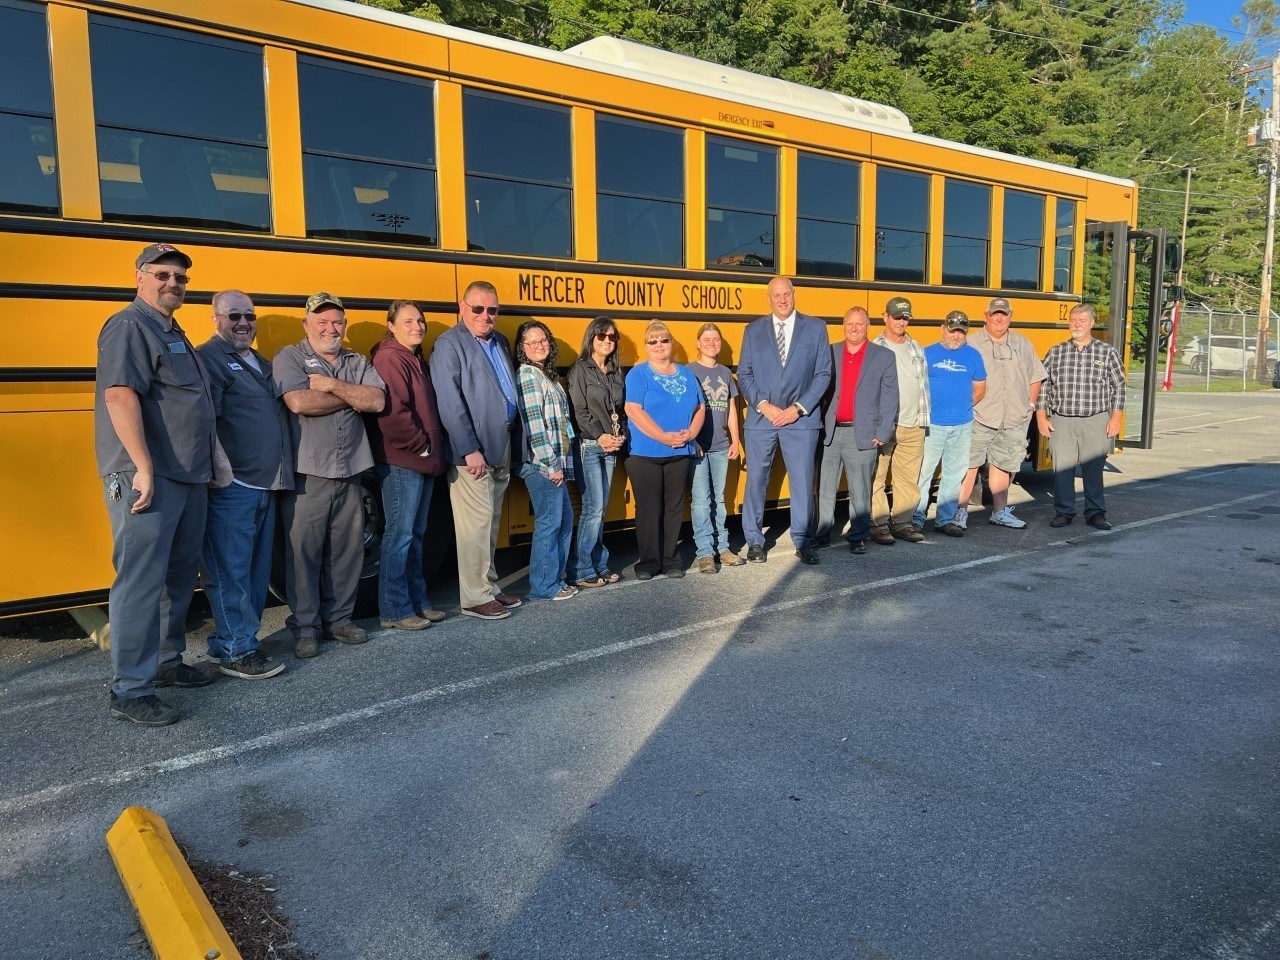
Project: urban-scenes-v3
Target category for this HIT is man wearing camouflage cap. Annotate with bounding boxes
[274,293,386,659]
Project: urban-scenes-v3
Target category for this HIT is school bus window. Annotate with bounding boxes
[300,58,438,246]
[596,115,684,268]
[0,0,57,215]
[875,167,929,283]
[1003,189,1045,291]
[796,152,859,279]
[1054,198,1077,293]
[89,17,269,232]
[463,90,571,257]
[942,179,991,287]
[706,135,776,270]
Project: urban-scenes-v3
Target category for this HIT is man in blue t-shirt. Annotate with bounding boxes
[914,311,987,536]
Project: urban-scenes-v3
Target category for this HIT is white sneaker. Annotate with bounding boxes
[954,508,968,530]
[989,506,1026,529]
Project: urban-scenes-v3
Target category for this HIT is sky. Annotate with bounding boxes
[1179,0,1250,39]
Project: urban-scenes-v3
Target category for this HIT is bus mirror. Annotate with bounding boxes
[1164,283,1185,303]
[1165,240,1183,276]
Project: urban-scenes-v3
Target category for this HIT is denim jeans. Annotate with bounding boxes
[913,423,973,528]
[377,464,435,621]
[520,465,574,599]
[201,482,275,661]
[690,449,730,558]
[572,440,616,581]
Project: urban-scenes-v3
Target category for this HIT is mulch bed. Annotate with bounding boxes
[182,850,316,960]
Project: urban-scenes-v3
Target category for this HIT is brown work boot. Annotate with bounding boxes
[696,556,717,574]
[416,608,447,623]
[294,635,319,659]
[869,527,895,546]
[461,600,511,620]
[326,623,368,645]
[719,550,746,567]
[894,523,926,543]
[380,614,432,631]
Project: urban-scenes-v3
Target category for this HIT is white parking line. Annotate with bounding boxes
[0,489,1268,818]
[1163,416,1262,433]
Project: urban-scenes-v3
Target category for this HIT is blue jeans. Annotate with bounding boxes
[572,440,616,581]
[377,464,435,620]
[690,449,730,558]
[913,424,973,528]
[201,483,275,662]
[521,465,575,599]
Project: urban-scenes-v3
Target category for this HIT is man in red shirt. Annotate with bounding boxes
[815,308,900,554]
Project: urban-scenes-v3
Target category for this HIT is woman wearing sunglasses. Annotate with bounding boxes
[514,320,578,601]
[567,316,627,588]
[624,320,705,580]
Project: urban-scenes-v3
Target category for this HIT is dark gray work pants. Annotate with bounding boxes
[280,474,363,638]
[103,472,207,699]
[1048,411,1110,520]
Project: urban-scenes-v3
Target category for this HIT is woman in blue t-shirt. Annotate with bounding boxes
[624,320,705,580]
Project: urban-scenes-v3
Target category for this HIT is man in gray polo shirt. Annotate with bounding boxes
[275,293,385,659]
[96,242,231,726]
[197,290,292,680]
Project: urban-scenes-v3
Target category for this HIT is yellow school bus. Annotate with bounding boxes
[0,0,1168,618]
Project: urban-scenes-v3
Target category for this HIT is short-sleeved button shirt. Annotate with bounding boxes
[273,339,385,480]
[967,328,1047,431]
[197,336,294,490]
[94,298,216,483]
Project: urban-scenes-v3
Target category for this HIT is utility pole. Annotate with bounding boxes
[1257,55,1279,382]
[1162,165,1193,391]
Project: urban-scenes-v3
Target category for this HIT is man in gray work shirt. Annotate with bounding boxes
[96,243,231,726]
[274,292,386,659]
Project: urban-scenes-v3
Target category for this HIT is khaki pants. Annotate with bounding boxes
[448,440,510,609]
[871,424,926,531]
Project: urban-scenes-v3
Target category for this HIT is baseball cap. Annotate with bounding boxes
[135,242,191,269]
[305,291,345,313]
[885,296,913,319]
[986,297,1013,316]
[943,310,970,331]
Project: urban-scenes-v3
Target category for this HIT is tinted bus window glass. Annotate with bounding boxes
[797,153,858,278]
[90,16,268,231]
[943,180,990,286]
[0,1,57,214]
[1003,190,1045,291]
[876,168,929,283]
[1054,199,1077,293]
[597,116,684,267]
[706,136,776,270]
[464,90,571,257]
[300,58,437,246]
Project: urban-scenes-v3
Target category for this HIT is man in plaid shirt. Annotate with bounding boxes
[1035,303,1126,530]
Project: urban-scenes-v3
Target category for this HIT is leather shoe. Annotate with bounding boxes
[795,546,819,565]
[494,592,522,608]
[461,600,510,620]
[812,535,830,549]
[849,540,868,555]
[894,524,925,543]
[1050,514,1073,528]
[326,623,368,645]
[1086,513,1113,531]
[746,543,766,563]
[869,528,895,546]
[635,570,654,581]
[937,523,964,538]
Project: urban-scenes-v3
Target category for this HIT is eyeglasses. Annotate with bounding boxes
[218,311,257,322]
[646,338,671,345]
[466,303,499,317]
[594,332,619,342]
[144,269,189,285]
[991,341,1013,361]
[524,338,550,348]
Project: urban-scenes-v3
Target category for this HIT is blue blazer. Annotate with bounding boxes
[736,312,833,431]
[428,321,529,466]
[820,341,899,451]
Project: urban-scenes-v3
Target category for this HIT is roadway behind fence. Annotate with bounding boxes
[1165,305,1279,391]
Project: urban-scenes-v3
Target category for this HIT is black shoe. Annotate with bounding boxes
[1050,514,1073,528]
[1086,513,1112,531]
[110,693,179,726]
[746,544,766,563]
[795,546,820,565]
[636,570,654,581]
[849,540,868,555]
[154,662,216,688]
[325,623,368,645]
[219,650,285,680]
[938,523,964,538]
[812,535,831,549]
[665,568,686,579]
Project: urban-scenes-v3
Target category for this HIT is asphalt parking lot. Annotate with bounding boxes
[2,391,1278,960]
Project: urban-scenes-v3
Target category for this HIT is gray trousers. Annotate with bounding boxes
[281,474,364,637]
[816,426,880,542]
[1049,411,1110,519]
[104,472,207,699]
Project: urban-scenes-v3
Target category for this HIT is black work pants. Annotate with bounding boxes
[628,455,690,576]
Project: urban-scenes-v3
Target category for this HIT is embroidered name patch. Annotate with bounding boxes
[304,358,322,368]
[228,362,244,371]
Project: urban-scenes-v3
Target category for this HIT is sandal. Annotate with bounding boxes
[602,571,622,584]
[576,577,606,589]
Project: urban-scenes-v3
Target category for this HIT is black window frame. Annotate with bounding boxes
[1053,198,1077,294]
[0,0,59,216]
[595,113,685,268]
[874,166,930,284]
[941,178,991,288]
[796,151,860,280]
[705,134,777,272]
[1002,189,1046,292]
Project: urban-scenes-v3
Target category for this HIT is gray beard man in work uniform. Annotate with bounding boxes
[95,242,230,727]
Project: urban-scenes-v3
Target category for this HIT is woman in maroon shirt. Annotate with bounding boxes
[367,300,447,629]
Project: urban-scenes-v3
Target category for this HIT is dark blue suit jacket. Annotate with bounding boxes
[820,341,899,451]
[428,321,529,466]
[736,312,833,431]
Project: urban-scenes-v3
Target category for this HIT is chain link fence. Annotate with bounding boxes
[1161,304,1280,391]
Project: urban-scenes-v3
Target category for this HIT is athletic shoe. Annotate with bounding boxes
[154,662,216,688]
[746,544,766,563]
[219,651,286,680]
[110,693,178,726]
[954,508,968,530]
[989,507,1027,529]
[552,585,578,600]
[495,592,522,608]
[461,601,510,620]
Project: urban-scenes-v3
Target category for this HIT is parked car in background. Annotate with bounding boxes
[1180,335,1278,376]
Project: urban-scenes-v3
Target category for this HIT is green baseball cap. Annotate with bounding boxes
[885,296,912,319]
[305,291,345,313]
[943,310,970,331]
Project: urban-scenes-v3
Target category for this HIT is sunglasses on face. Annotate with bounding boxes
[647,338,671,345]
[466,303,499,317]
[145,270,189,285]
[595,332,619,342]
[219,311,257,322]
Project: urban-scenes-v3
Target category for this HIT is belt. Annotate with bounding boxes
[835,421,855,427]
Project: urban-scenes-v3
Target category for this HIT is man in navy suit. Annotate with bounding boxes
[736,276,833,564]
[430,280,526,620]
[816,307,899,554]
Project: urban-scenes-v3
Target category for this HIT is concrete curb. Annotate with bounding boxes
[107,806,241,960]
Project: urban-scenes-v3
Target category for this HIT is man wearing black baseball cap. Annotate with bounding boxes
[95,243,231,725]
